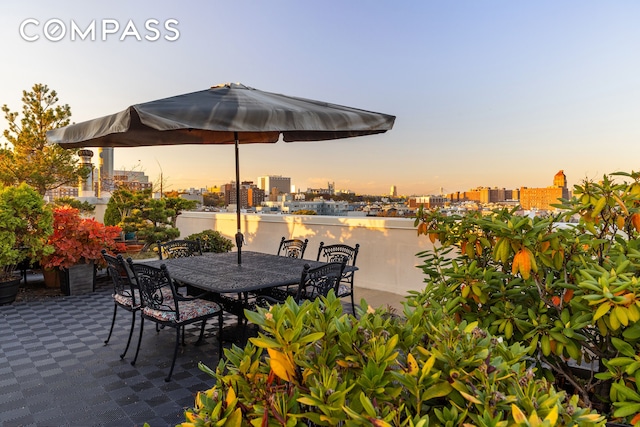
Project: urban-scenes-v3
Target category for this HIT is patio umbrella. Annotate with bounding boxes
[46,83,395,263]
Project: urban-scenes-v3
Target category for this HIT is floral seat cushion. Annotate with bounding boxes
[336,283,351,297]
[113,290,139,308]
[142,299,221,323]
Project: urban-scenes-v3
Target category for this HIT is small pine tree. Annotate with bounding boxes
[0,83,88,195]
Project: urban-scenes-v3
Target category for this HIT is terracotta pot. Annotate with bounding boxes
[42,268,60,289]
[125,244,144,254]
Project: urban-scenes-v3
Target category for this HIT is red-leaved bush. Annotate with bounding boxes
[41,206,125,270]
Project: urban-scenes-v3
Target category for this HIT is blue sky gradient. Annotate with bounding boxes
[1,1,639,195]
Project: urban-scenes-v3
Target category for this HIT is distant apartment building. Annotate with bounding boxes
[448,187,515,204]
[408,195,447,209]
[282,199,349,216]
[257,175,291,201]
[113,170,152,191]
[44,185,79,201]
[519,170,570,210]
[224,181,265,209]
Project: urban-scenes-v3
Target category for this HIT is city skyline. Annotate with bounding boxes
[171,168,569,198]
[1,1,639,195]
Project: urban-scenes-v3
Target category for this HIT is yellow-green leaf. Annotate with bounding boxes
[460,390,482,404]
[512,404,527,424]
[249,336,281,348]
[225,408,242,427]
[544,406,558,425]
[298,331,325,344]
[593,303,611,321]
[407,353,419,375]
[464,321,479,333]
[422,381,453,401]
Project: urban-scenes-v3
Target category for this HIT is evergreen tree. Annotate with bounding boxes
[0,83,87,195]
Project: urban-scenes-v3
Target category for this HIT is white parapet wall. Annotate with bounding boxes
[176,212,436,298]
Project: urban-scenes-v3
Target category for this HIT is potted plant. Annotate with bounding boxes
[41,206,125,295]
[0,183,53,305]
[104,188,183,247]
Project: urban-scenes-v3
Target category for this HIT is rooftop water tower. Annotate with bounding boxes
[77,149,94,198]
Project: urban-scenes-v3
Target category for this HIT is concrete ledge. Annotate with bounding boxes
[177,212,435,296]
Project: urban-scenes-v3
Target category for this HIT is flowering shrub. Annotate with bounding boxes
[41,206,124,270]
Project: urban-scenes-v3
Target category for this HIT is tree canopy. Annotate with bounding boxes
[1,83,87,195]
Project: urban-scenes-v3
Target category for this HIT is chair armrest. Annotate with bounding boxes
[255,295,287,308]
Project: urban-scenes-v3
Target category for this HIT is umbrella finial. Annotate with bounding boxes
[210,83,252,90]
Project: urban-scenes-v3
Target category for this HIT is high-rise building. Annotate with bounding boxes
[390,185,397,197]
[257,176,291,196]
[98,147,114,195]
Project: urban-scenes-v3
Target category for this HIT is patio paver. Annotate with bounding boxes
[0,272,405,426]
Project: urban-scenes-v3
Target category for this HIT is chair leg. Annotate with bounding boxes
[195,320,207,346]
[104,303,118,345]
[131,317,145,366]
[166,327,181,382]
[349,285,356,316]
[218,311,223,358]
[120,311,136,359]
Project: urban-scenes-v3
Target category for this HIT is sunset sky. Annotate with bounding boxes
[1,1,639,195]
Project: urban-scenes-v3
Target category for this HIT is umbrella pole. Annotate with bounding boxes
[234,132,243,264]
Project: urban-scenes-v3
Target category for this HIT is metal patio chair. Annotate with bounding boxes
[127,260,223,382]
[102,250,140,360]
[316,242,360,313]
[276,237,308,259]
[158,238,203,260]
[256,259,347,307]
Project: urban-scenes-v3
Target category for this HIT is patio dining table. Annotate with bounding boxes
[144,250,357,318]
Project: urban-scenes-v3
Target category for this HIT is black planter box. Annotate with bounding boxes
[59,262,96,296]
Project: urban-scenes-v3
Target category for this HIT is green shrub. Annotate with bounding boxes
[179,293,603,426]
[185,230,234,253]
[411,170,640,422]
[0,183,53,279]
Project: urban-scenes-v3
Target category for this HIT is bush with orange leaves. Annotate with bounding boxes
[414,170,640,423]
[40,206,125,270]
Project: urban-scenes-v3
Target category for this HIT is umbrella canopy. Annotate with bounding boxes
[47,83,395,263]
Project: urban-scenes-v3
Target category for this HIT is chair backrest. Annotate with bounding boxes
[102,249,136,305]
[158,239,202,260]
[127,260,179,319]
[316,242,359,267]
[277,237,309,259]
[295,260,347,302]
